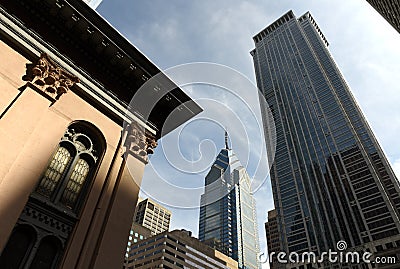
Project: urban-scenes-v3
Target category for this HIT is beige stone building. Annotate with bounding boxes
[0,1,201,268]
[133,198,172,235]
[125,229,238,269]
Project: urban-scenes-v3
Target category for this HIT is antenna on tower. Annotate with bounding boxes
[225,129,230,149]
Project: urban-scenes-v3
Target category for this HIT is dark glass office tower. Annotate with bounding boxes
[252,10,400,268]
[366,0,400,34]
[199,132,260,269]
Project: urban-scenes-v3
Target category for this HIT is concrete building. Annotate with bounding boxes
[124,223,152,268]
[199,132,260,269]
[265,209,282,269]
[0,1,201,268]
[366,0,400,33]
[133,198,171,235]
[124,229,238,269]
[252,10,400,268]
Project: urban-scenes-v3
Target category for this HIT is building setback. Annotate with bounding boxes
[366,0,400,34]
[0,0,201,268]
[133,198,171,235]
[124,229,238,269]
[252,10,400,268]
[199,132,260,269]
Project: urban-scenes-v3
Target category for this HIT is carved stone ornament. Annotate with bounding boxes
[23,53,79,101]
[124,122,158,163]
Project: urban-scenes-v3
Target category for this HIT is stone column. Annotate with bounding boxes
[0,54,79,250]
[76,121,158,269]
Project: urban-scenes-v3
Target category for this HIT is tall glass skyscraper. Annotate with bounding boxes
[199,132,260,269]
[366,0,400,34]
[252,10,400,268]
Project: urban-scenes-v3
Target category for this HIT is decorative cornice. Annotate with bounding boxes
[23,53,79,101]
[0,1,201,137]
[124,121,158,164]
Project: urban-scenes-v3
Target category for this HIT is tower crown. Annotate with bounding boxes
[225,130,230,150]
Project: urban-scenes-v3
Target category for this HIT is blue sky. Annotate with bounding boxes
[96,0,400,263]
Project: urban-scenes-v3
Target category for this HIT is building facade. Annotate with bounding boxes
[123,223,152,268]
[252,10,400,268]
[199,132,260,269]
[133,198,171,235]
[0,1,201,268]
[265,209,282,269]
[125,229,238,269]
[366,0,400,33]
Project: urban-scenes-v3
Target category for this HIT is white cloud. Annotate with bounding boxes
[98,0,400,254]
[392,159,400,180]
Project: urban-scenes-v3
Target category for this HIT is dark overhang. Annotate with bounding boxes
[0,0,202,137]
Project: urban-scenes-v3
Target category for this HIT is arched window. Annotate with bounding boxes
[0,225,36,268]
[30,236,62,269]
[36,146,74,198]
[35,121,106,213]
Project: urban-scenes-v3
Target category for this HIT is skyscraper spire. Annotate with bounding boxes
[199,135,259,269]
[225,129,229,149]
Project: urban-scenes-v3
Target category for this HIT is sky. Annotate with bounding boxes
[96,0,400,264]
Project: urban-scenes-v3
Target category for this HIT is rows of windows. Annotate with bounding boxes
[256,14,400,255]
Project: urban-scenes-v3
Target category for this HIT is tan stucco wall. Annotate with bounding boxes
[0,39,29,182]
[215,250,239,269]
[0,39,144,269]
[0,39,26,116]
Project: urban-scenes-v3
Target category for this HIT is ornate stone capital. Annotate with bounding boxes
[23,53,79,101]
[124,122,158,163]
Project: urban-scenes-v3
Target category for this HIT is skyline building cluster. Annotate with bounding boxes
[252,10,400,269]
[0,0,399,268]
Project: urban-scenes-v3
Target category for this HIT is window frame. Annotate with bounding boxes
[33,121,106,215]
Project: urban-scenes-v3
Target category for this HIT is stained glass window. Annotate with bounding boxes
[75,141,87,151]
[34,122,104,213]
[60,158,90,209]
[36,146,71,197]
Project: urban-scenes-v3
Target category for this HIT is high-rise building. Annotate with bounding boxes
[252,10,400,268]
[366,0,400,34]
[124,229,238,269]
[0,1,201,268]
[199,132,260,269]
[133,198,171,235]
[265,209,282,269]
